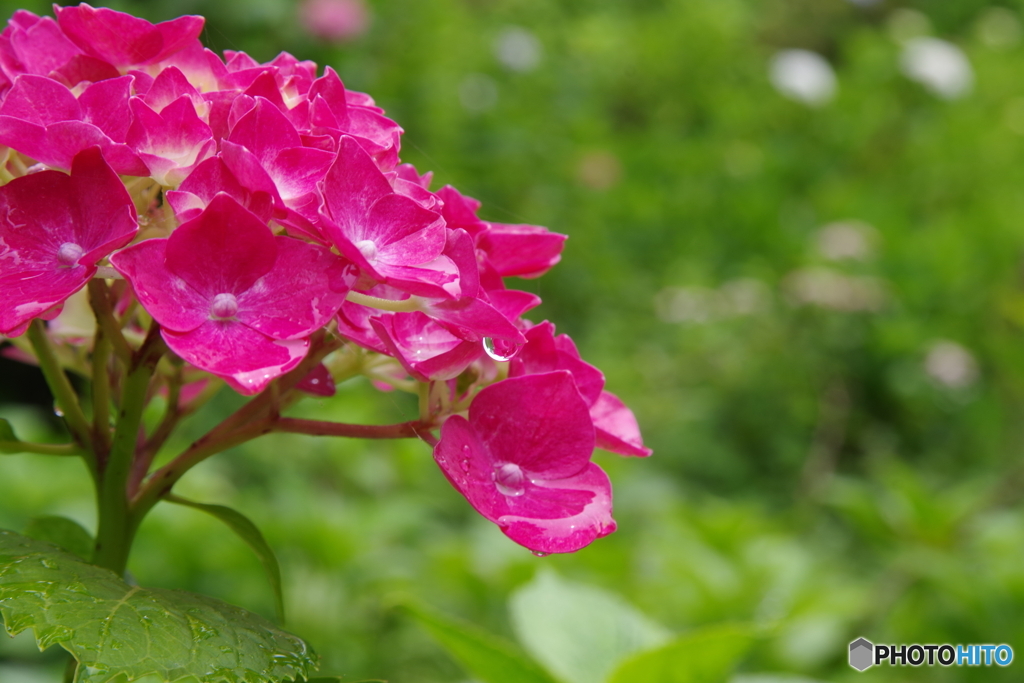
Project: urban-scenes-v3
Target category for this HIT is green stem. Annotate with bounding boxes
[88,279,133,366]
[0,441,80,456]
[62,652,77,683]
[92,361,154,574]
[131,332,343,517]
[91,324,165,575]
[91,331,112,455]
[27,320,93,454]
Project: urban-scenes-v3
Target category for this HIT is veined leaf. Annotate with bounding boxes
[166,495,285,625]
[607,623,755,683]
[404,601,560,683]
[508,570,670,683]
[23,515,94,561]
[0,530,317,683]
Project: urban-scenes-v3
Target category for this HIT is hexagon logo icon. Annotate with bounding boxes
[849,637,874,671]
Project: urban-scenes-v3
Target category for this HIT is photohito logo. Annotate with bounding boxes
[848,637,1013,671]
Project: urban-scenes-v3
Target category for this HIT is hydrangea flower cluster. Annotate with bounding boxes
[0,4,649,554]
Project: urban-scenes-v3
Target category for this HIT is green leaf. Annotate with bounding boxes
[607,623,755,683]
[0,529,317,683]
[166,495,285,625]
[23,515,94,562]
[404,601,560,683]
[508,570,671,683]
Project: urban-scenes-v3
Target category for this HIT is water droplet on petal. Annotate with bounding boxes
[493,462,526,496]
[56,242,84,267]
[532,551,549,557]
[460,459,470,473]
[483,337,521,361]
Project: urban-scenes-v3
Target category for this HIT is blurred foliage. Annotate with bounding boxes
[5,0,1024,681]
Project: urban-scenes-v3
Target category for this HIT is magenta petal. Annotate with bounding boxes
[109,239,207,333]
[56,5,204,68]
[321,135,394,228]
[472,371,594,479]
[371,312,481,381]
[592,391,653,457]
[433,415,509,517]
[165,194,277,298]
[235,237,350,339]
[0,74,79,124]
[78,76,133,142]
[499,463,616,554]
[510,322,605,407]
[162,321,308,396]
[297,362,336,397]
[0,268,92,335]
[371,194,445,264]
[425,296,525,344]
[478,223,567,279]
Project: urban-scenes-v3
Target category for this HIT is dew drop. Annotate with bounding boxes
[56,242,84,267]
[493,462,526,496]
[460,459,470,473]
[483,337,521,362]
[532,551,549,557]
[53,405,64,417]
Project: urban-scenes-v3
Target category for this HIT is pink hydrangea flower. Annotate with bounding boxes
[299,0,370,43]
[110,194,350,394]
[433,371,616,554]
[54,3,204,71]
[0,147,137,335]
[510,322,652,457]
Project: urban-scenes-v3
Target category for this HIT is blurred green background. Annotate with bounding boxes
[5,0,1024,681]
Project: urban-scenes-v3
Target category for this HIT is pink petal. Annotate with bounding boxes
[297,362,336,397]
[371,312,481,381]
[162,321,308,396]
[0,268,92,335]
[164,193,277,299]
[499,463,616,554]
[0,74,80,124]
[235,237,350,339]
[591,391,652,457]
[478,223,567,279]
[471,371,594,479]
[109,238,208,333]
[56,5,204,68]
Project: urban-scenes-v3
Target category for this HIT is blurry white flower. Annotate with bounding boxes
[925,340,979,389]
[815,220,876,261]
[900,37,973,100]
[459,73,498,113]
[494,26,542,72]
[975,7,1022,50]
[783,267,885,312]
[654,286,718,324]
[769,50,837,107]
[654,279,771,323]
[719,278,772,316]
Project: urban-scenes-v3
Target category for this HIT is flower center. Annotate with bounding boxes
[210,293,239,320]
[493,462,526,497]
[56,242,84,267]
[355,239,378,263]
